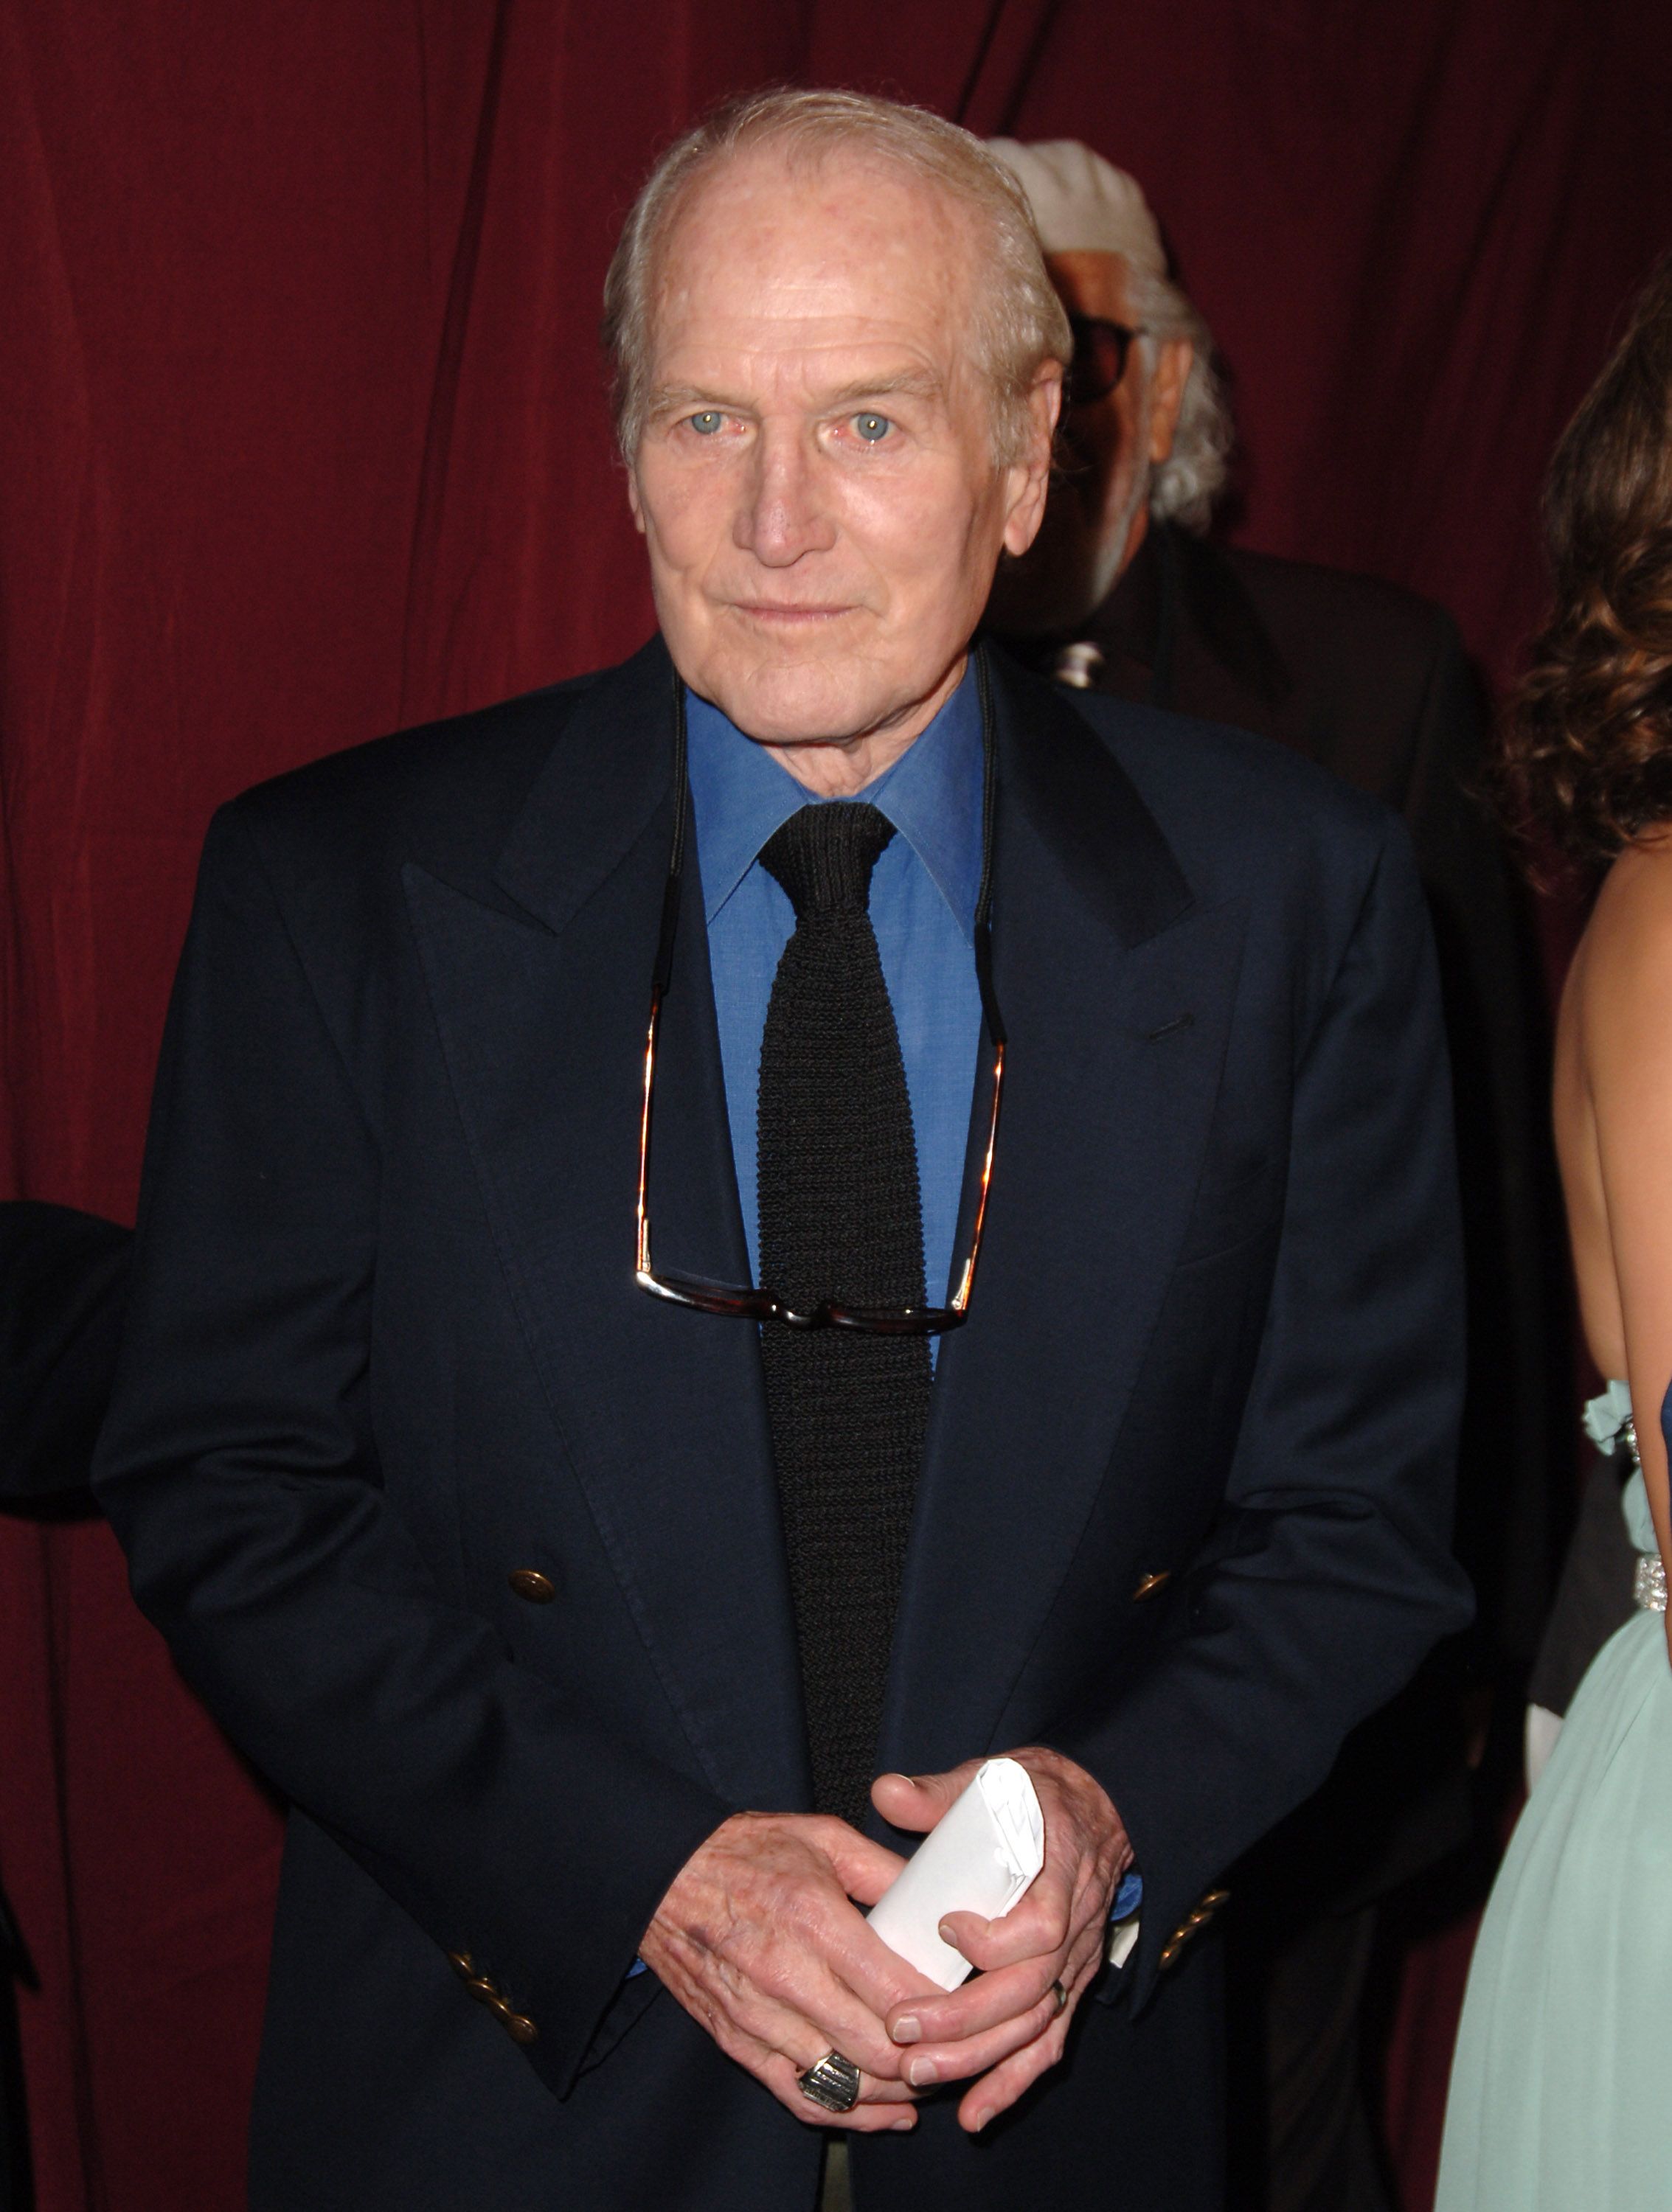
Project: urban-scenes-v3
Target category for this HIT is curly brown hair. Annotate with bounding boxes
[1500,252,1672,871]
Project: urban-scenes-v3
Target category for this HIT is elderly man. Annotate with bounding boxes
[94,93,1468,2211]
[985,141,1558,2212]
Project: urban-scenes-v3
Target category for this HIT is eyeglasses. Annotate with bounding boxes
[634,653,1007,1335]
[1065,314,1146,407]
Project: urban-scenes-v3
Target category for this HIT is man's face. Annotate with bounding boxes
[628,148,1058,751]
[985,250,1190,638]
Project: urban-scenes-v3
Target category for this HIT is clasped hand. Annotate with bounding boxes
[639,1746,1131,2135]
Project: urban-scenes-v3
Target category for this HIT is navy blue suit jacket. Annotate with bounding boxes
[94,638,1470,2211]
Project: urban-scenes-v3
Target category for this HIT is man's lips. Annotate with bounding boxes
[728,601,858,623]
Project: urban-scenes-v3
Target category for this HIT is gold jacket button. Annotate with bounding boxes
[1132,1571,1171,1601]
[446,1950,475,1980]
[502,2010,538,2045]
[508,1568,557,1604]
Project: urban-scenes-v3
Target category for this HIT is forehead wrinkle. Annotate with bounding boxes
[671,139,978,253]
[650,144,982,342]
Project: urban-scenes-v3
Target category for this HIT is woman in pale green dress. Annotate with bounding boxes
[1437,255,1672,2212]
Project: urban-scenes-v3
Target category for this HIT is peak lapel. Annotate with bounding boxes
[879,662,1246,1777]
[406,641,808,1812]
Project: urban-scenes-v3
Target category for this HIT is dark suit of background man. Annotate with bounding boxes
[985,139,1561,2212]
[93,91,1469,2212]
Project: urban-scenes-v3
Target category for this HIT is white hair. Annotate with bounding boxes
[603,90,1072,467]
[1122,267,1234,530]
[986,139,1235,531]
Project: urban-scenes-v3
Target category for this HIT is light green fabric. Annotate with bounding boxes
[1622,1466,1657,1554]
[1437,1590,1672,2208]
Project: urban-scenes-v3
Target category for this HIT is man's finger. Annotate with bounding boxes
[889,1983,1064,2088]
[645,1885,918,2084]
[783,2048,919,2110]
[887,1953,1063,2050]
[870,1759,982,1835]
[889,1906,1106,2063]
[811,1818,908,1907]
[938,1873,1073,1975]
[711,1881,940,2046]
[741,1960,918,2087]
[811,1898,948,2021]
[758,2051,920,2133]
[956,2018,1068,2133]
[948,1924,1107,2128]
[814,1823,906,1911]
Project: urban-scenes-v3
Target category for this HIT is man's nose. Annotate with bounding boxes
[733,429,836,566]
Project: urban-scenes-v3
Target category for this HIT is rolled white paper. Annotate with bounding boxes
[867,1758,1046,1990]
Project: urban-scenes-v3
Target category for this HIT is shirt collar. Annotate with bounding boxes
[684,659,983,943]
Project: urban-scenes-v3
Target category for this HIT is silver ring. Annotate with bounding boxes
[797,2048,862,2114]
[1050,1978,1068,2015]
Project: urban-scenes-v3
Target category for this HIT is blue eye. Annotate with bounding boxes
[687,411,724,436]
[852,413,891,442]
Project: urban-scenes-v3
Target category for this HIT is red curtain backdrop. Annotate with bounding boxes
[2,4,1667,2205]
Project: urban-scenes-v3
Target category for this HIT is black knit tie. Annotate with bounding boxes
[757,802,933,1827]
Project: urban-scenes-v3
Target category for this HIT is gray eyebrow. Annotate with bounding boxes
[644,369,946,421]
[818,370,945,408]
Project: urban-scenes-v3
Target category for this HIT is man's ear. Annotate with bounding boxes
[1148,339,1193,466]
[626,467,646,536]
[1000,362,1063,557]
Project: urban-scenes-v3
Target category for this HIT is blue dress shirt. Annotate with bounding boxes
[686,666,986,1322]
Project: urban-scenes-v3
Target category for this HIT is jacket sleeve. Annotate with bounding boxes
[92,803,731,2096]
[1050,815,1473,2008]
[0,1202,131,1498]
